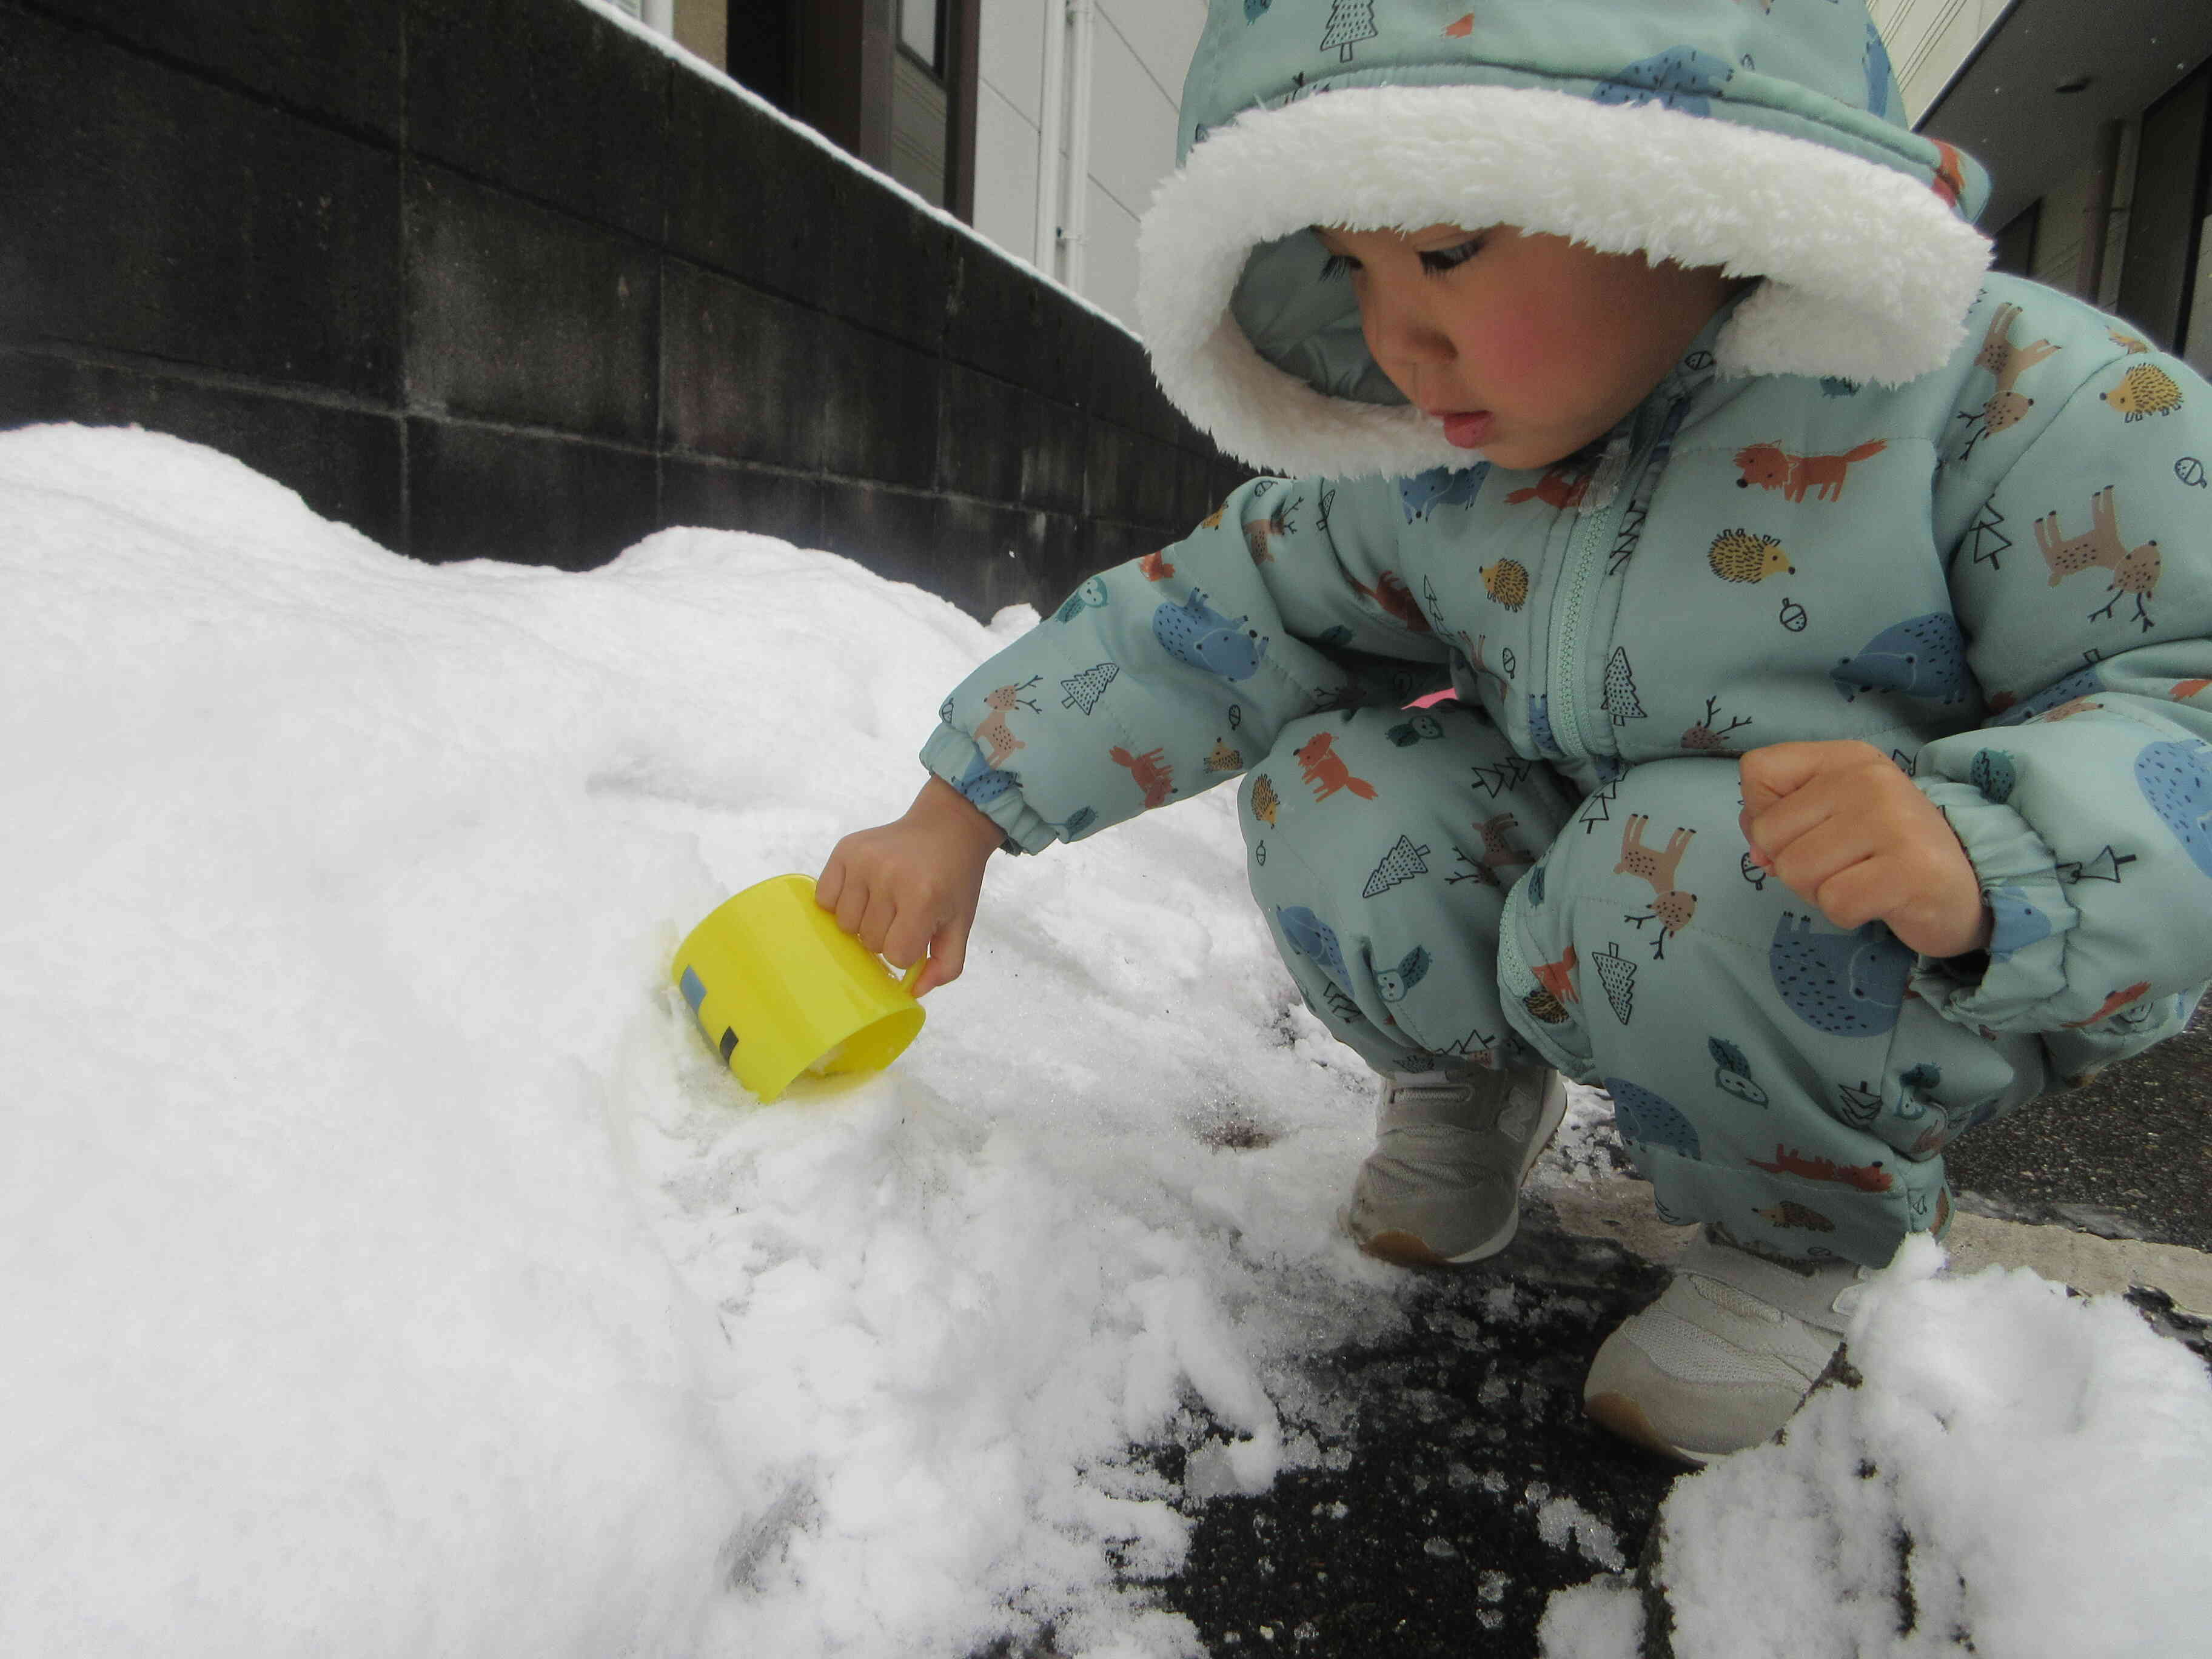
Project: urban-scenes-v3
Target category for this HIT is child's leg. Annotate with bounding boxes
[1236,706,1579,1073]
[1496,757,2051,1270]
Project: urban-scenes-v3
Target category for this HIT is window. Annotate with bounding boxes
[899,0,943,75]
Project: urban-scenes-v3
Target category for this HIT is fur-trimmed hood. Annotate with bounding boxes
[1135,0,1994,478]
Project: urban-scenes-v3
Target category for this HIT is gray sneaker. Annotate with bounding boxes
[1583,1228,1873,1464]
[1342,1065,1567,1266]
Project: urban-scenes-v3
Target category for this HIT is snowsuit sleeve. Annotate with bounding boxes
[919,474,1454,853]
[1912,328,2212,1078]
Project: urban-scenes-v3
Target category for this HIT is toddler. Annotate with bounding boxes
[819,0,2212,1463]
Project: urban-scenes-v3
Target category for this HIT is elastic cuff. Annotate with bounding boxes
[1908,779,2080,1030]
[919,723,1055,856]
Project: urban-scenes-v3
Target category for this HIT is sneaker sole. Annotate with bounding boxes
[1349,1074,1570,1268]
[1582,1391,1715,1468]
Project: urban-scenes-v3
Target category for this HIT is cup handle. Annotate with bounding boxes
[899,958,927,995]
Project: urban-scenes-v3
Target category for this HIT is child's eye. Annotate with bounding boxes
[1419,238,1485,275]
[1319,252,1358,282]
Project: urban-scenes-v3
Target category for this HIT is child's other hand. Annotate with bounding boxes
[817,776,1005,996]
[1738,740,1993,959]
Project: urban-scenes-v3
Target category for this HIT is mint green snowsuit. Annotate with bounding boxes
[919,0,2212,1267]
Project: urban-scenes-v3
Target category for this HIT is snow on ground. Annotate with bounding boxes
[5,426,2209,1659]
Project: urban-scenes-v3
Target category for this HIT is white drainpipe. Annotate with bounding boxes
[642,0,674,36]
[1061,0,1096,296]
[1033,1,1069,277]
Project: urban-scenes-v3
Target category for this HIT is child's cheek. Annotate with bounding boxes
[1469,303,1582,401]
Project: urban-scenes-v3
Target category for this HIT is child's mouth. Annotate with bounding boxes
[1441,412,1494,449]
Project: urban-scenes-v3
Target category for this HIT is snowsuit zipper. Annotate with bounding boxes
[1543,389,1696,765]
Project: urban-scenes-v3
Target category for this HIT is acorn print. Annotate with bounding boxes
[2102,363,2182,422]
[1480,559,1530,610]
[1755,1201,1837,1233]
[1250,773,1280,826]
[1778,596,1808,632]
[1709,528,1794,583]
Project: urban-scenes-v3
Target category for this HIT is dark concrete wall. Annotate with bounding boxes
[0,0,1245,618]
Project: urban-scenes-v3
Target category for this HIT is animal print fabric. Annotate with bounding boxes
[918,272,2212,1266]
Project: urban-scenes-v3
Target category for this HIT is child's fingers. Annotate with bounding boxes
[857,888,899,956]
[916,920,970,997]
[834,871,873,939]
[815,853,846,911]
[1737,740,1847,820]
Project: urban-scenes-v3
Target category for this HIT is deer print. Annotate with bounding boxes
[1681,695,1752,754]
[1616,816,1698,958]
[1477,812,1534,873]
[1962,302,2060,457]
[976,676,1042,766]
[1450,813,1535,886]
[2034,486,2161,631]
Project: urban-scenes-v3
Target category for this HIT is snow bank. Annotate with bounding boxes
[1544,1235,2212,1658]
[0,424,1413,1658]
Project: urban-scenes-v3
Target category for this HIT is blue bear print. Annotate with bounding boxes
[1398,464,1490,522]
[1863,22,1896,119]
[1528,694,1565,757]
[1276,905,1349,982]
[1592,47,1734,118]
[1605,1077,1703,1160]
[1831,613,1971,705]
[1769,911,1914,1037]
[2136,739,2212,880]
[1154,588,1270,682]
[1985,885,2054,961]
[1994,666,2104,726]
[953,749,1021,810]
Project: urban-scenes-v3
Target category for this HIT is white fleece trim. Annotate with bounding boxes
[1135,84,1993,478]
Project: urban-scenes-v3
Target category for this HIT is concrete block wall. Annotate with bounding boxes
[0,0,1247,618]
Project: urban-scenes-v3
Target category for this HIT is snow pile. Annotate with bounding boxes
[1542,1235,2212,1658]
[0,424,1416,1658]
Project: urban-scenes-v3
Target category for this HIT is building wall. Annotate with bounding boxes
[0,0,1244,618]
[971,0,1205,328]
[1869,0,2012,124]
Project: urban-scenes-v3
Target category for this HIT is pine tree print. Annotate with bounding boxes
[1061,662,1119,714]
[1592,941,1637,1024]
[1320,0,1377,61]
[1602,648,1646,724]
[1362,835,1433,897]
[1965,503,2012,571]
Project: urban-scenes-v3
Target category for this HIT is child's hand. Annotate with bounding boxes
[817,776,1005,996]
[1738,740,1993,959]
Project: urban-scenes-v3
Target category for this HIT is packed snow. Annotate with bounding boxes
[5,426,2209,1659]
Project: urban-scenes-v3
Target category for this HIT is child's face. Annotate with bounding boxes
[1310,224,1745,471]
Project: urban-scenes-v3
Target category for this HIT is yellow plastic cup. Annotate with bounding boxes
[671,874,926,1103]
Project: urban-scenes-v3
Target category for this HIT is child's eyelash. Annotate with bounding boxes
[1419,238,1485,273]
[1317,240,1484,283]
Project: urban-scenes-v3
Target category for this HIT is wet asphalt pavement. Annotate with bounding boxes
[1137,1012,2211,1658]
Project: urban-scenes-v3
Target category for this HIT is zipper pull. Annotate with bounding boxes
[1580,424,1635,514]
